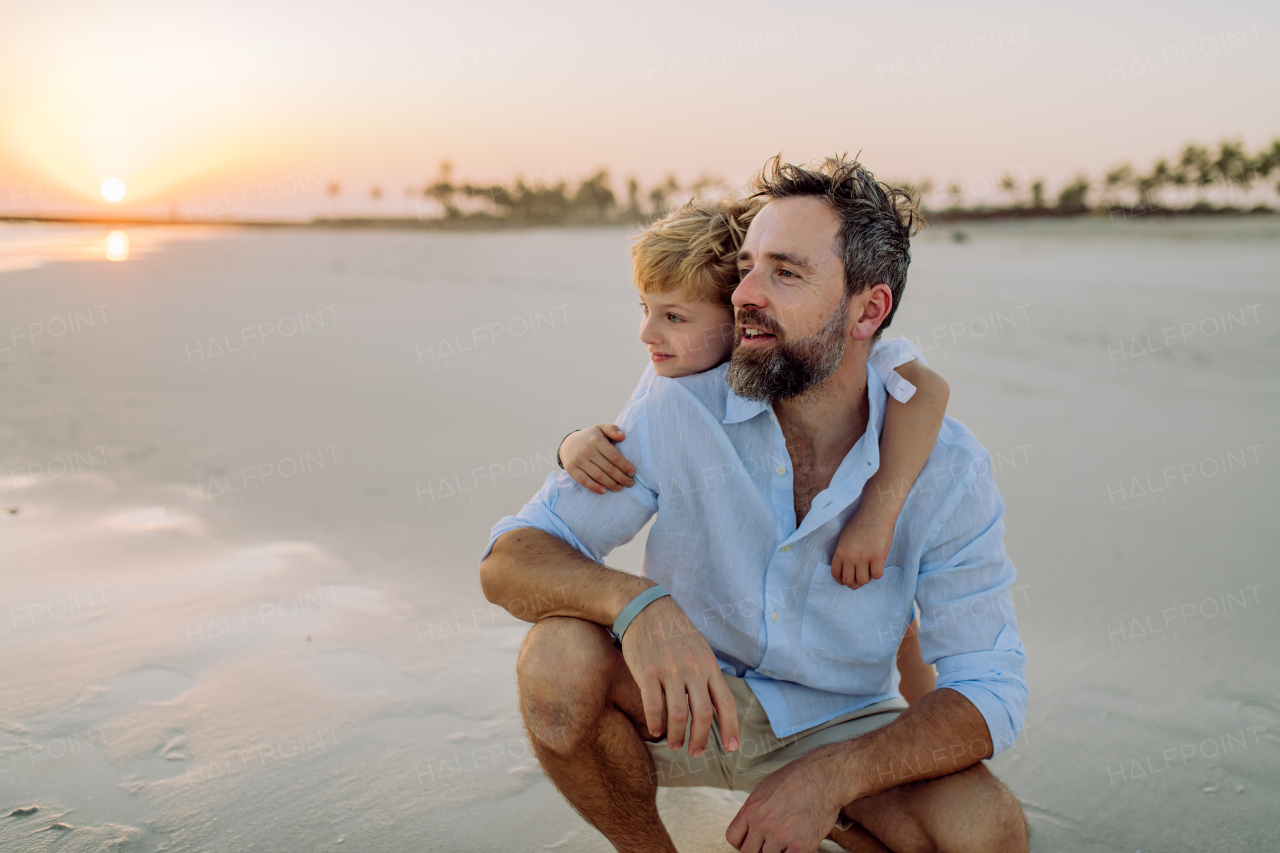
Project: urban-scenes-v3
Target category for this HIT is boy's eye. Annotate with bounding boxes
[666,313,682,323]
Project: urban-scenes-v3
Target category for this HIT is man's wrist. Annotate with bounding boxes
[819,737,878,806]
[607,577,660,630]
[610,585,671,641]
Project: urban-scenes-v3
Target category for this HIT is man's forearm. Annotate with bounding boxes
[480,528,656,627]
[828,687,993,803]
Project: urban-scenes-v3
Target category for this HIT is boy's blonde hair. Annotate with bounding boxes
[631,197,762,307]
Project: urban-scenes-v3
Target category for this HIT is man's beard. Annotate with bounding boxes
[726,299,850,402]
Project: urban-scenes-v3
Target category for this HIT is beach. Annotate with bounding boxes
[1,216,1277,852]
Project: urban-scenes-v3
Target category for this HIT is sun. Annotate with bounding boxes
[100,178,126,202]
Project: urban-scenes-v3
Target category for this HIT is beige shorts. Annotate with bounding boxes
[646,673,905,796]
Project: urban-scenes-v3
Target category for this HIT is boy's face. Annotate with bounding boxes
[637,291,735,378]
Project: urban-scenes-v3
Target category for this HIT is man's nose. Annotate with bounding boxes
[732,268,764,310]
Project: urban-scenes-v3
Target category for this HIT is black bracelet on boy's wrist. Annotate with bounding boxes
[556,430,581,469]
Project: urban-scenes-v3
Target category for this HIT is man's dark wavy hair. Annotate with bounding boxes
[750,154,924,337]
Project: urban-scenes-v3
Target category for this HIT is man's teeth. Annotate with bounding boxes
[744,329,771,338]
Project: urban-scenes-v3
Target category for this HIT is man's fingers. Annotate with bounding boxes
[638,672,666,739]
[664,677,690,750]
[725,806,750,849]
[685,682,715,758]
[708,673,739,751]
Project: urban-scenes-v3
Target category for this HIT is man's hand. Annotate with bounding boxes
[725,746,843,853]
[621,596,739,758]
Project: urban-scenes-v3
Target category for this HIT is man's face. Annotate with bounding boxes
[728,196,851,401]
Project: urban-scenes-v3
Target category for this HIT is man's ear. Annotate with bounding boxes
[850,283,893,342]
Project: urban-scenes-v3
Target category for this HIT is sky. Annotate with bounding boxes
[0,0,1276,220]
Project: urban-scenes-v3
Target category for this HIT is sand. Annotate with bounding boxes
[0,216,1277,851]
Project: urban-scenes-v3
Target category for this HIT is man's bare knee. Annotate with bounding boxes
[517,617,618,754]
[940,766,1027,853]
[848,762,1027,853]
[986,780,1028,853]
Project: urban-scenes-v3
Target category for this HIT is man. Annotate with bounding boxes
[480,155,1028,853]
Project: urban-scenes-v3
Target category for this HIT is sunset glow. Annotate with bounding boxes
[101,178,126,202]
[0,3,1273,222]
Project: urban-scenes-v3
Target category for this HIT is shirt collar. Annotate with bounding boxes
[723,389,769,424]
[722,358,888,443]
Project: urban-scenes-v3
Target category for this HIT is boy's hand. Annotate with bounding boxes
[560,424,636,494]
[830,504,895,590]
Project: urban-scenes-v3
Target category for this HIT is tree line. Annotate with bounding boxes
[323,139,1280,225]
[920,138,1280,217]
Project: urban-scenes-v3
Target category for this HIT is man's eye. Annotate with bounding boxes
[779,269,796,278]
[738,267,750,279]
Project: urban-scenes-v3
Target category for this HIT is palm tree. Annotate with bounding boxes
[573,170,616,222]
[998,173,1019,207]
[327,181,341,217]
[1251,139,1280,194]
[622,177,643,222]
[1030,180,1045,209]
[1056,175,1091,213]
[1135,158,1173,209]
[648,174,681,217]
[1102,164,1133,207]
[1209,140,1249,205]
[425,160,457,218]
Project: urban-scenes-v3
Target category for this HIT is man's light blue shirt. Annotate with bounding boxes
[484,346,1027,750]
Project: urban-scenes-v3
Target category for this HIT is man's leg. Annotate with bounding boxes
[517,616,675,853]
[829,762,1028,853]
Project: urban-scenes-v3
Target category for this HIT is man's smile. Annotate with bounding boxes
[739,326,777,346]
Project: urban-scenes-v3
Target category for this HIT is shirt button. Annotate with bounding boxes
[772,611,779,622]
[780,544,791,552]
[769,412,776,422]
[775,465,786,475]
[762,670,773,675]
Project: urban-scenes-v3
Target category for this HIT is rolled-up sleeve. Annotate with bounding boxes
[868,337,928,404]
[914,448,1027,754]
[481,384,660,565]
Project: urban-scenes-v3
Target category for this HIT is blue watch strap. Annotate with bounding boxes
[611,585,671,642]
